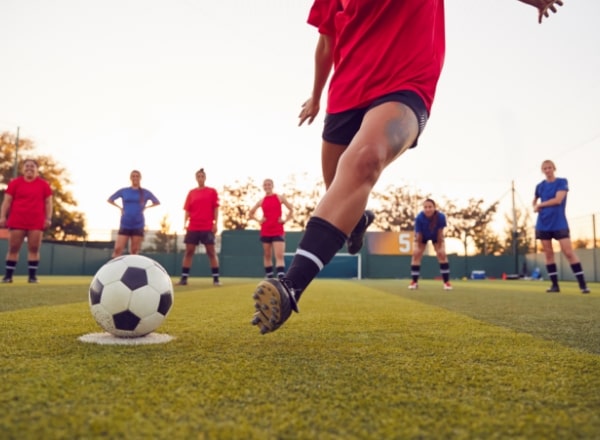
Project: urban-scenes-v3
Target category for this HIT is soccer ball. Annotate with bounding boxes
[89,255,174,337]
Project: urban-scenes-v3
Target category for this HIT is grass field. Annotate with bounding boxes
[1,277,599,439]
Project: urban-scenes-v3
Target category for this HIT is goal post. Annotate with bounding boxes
[284,252,361,280]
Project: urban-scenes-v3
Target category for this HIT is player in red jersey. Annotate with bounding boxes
[249,179,294,279]
[251,0,565,334]
[177,168,221,286]
[0,159,53,283]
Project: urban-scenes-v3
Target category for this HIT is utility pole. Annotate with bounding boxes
[511,180,519,274]
[12,126,20,178]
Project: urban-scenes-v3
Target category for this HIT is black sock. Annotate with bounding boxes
[4,260,16,279]
[411,265,420,283]
[180,267,190,280]
[546,263,558,287]
[211,267,220,283]
[440,262,450,283]
[276,266,285,279]
[570,262,587,289]
[28,260,39,279]
[284,217,347,301]
[264,266,274,278]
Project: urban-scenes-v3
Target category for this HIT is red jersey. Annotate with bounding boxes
[5,176,52,230]
[260,194,284,237]
[183,186,219,231]
[308,0,445,114]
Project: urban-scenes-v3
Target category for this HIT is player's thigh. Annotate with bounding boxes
[262,242,273,258]
[539,239,554,256]
[272,241,285,257]
[412,241,426,259]
[557,237,576,258]
[204,243,217,258]
[130,235,143,252]
[433,240,447,258]
[26,230,44,250]
[114,234,129,248]
[8,229,26,252]
[351,101,419,164]
[321,140,346,189]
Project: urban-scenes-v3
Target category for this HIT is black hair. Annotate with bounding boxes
[424,198,439,232]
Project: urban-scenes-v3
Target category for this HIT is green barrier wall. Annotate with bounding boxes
[1,231,598,281]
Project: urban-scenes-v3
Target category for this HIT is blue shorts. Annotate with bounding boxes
[323,90,428,147]
[536,229,570,240]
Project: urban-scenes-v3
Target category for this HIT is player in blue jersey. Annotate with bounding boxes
[533,160,589,294]
[108,170,160,258]
[408,199,452,291]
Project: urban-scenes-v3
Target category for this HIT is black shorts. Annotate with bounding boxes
[323,90,428,147]
[260,235,285,243]
[184,230,216,246]
[536,229,570,240]
[118,228,144,237]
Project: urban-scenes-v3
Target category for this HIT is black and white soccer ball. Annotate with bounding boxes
[89,255,174,337]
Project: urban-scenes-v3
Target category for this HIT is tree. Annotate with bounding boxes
[445,198,499,256]
[219,174,323,231]
[503,209,535,255]
[572,238,591,249]
[0,131,87,240]
[281,174,324,230]
[370,185,428,231]
[145,214,177,253]
[220,178,262,230]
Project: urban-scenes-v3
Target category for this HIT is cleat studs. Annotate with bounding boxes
[252,293,259,300]
[251,316,261,325]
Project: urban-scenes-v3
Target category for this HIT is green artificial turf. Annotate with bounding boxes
[1,277,599,439]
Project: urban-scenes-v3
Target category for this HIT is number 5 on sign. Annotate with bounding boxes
[398,231,414,255]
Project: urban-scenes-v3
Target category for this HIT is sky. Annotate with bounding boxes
[1,0,599,242]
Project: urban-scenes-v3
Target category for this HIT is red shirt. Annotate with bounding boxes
[308,0,445,114]
[183,186,219,231]
[6,176,52,230]
[260,194,284,237]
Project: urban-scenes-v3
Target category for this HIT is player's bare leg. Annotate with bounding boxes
[251,101,419,334]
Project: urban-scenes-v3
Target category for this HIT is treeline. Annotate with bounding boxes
[1,131,536,256]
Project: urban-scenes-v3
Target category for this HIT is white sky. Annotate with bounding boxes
[1,0,599,242]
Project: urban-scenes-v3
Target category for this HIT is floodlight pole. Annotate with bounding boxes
[511,180,519,275]
[593,214,597,282]
[12,126,20,178]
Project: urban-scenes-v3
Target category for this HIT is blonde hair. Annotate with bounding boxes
[541,159,556,171]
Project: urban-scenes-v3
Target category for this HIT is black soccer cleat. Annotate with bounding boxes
[1,277,13,283]
[28,277,39,284]
[251,278,298,335]
[176,278,188,286]
[581,287,591,294]
[347,210,375,255]
[546,285,560,293]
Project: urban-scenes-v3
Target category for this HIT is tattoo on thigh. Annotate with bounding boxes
[385,106,415,157]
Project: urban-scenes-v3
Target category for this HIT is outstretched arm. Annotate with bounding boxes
[517,0,564,24]
[298,33,334,126]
